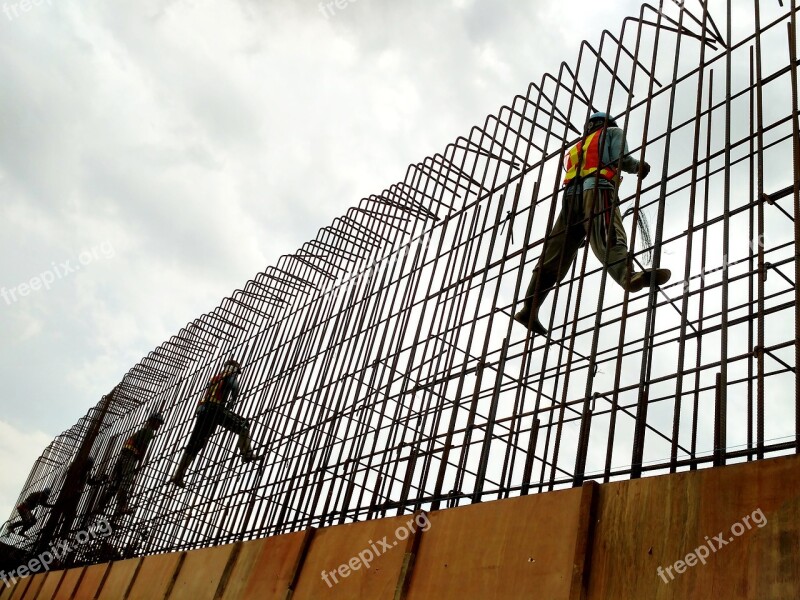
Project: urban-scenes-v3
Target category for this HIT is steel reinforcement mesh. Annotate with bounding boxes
[5,0,799,564]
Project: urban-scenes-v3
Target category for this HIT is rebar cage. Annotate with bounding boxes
[6,0,799,565]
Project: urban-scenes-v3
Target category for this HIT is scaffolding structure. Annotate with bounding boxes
[5,0,799,566]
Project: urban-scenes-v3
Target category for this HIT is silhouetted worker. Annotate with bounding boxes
[514,112,671,336]
[65,455,107,532]
[170,359,261,488]
[81,456,106,487]
[7,488,55,536]
[97,412,164,517]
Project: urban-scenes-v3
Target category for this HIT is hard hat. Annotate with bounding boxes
[587,112,618,128]
[147,412,165,425]
[224,359,242,372]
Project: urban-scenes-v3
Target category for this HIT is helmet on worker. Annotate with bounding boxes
[224,358,242,374]
[585,112,618,134]
[147,412,165,427]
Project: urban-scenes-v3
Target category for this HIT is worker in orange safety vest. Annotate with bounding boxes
[170,359,262,488]
[96,412,164,517]
[513,112,671,336]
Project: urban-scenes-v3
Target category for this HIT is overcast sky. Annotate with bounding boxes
[0,0,704,520]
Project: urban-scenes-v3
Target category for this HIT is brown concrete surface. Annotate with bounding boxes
[96,557,141,600]
[51,566,83,600]
[31,570,64,600]
[167,542,237,600]
[587,455,800,599]
[125,552,184,600]
[218,531,310,600]
[292,515,424,600]
[405,488,587,600]
[69,563,109,600]
[18,573,44,600]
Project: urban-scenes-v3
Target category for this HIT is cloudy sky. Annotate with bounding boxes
[0,0,686,520]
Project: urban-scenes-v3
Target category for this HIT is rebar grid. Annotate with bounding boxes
[5,0,799,565]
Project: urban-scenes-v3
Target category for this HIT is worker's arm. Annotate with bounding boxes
[28,491,54,508]
[225,375,240,407]
[604,128,649,177]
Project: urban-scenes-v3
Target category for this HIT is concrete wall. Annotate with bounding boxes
[4,454,798,599]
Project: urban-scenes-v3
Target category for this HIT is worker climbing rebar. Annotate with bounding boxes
[170,359,262,488]
[96,412,164,518]
[6,488,55,536]
[513,112,671,336]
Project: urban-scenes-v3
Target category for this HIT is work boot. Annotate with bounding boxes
[170,453,193,488]
[512,274,550,336]
[242,451,263,465]
[237,434,262,464]
[643,268,671,287]
[625,268,671,293]
[513,307,548,336]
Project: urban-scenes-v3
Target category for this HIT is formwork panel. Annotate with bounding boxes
[167,543,237,600]
[1,577,26,600]
[0,579,17,600]
[69,563,108,600]
[7,577,31,600]
[32,570,65,600]
[96,557,141,600]
[125,552,184,600]
[18,574,44,600]
[587,454,800,599]
[405,488,586,600]
[52,567,84,600]
[218,532,308,600]
[292,516,422,600]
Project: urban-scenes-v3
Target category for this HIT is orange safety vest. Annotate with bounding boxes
[122,435,143,458]
[200,372,228,406]
[563,129,618,185]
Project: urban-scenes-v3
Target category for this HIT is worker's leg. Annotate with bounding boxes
[17,509,36,535]
[97,457,124,512]
[8,505,28,532]
[171,406,216,486]
[587,188,671,291]
[514,192,585,334]
[114,456,138,515]
[586,187,632,288]
[216,407,259,462]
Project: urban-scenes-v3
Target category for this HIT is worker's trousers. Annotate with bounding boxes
[522,185,630,310]
[185,402,250,458]
[98,451,138,512]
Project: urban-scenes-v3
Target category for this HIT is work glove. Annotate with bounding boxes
[639,161,651,179]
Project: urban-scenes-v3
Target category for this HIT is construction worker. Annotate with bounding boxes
[96,412,164,517]
[514,112,671,335]
[170,359,261,488]
[7,488,55,536]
